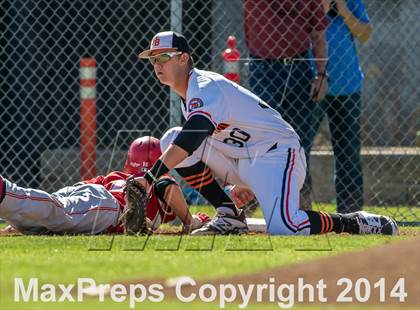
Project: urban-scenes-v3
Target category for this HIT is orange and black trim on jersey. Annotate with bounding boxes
[183,167,215,189]
[216,123,229,131]
[215,122,229,133]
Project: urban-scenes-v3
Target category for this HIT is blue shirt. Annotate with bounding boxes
[325,0,370,95]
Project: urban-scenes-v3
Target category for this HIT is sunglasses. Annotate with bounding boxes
[149,52,183,65]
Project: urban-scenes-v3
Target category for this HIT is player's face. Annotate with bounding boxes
[151,51,186,86]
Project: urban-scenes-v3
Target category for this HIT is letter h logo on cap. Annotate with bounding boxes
[152,37,160,47]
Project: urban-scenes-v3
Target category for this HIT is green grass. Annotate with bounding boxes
[1,233,417,309]
[1,204,418,309]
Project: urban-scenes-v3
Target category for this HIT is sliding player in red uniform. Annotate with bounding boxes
[0,136,209,235]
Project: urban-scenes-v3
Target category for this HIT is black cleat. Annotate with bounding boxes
[191,210,248,235]
[344,211,399,235]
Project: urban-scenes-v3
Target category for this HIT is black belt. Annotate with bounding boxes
[250,52,308,65]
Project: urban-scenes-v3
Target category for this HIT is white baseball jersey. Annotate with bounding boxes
[181,68,300,158]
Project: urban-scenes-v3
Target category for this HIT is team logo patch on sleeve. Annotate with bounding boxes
[188,98,203,111]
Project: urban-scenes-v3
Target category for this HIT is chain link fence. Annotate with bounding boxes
[1,0,419,223]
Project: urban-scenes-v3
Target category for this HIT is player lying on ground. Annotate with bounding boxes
[135,31,398,236]
[0,136,209,235]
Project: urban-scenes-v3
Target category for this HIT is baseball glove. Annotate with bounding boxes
[119,176,151,235]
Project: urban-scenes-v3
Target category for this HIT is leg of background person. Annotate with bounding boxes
[281,60,316,210]
[306,96,330,206]
[248,59,288,108]
[327,93,363,213]
[310,97,329,142]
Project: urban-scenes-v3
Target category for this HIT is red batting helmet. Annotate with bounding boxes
[124,136,162,175]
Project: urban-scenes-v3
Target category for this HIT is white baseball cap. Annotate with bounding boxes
[138,31,190,59]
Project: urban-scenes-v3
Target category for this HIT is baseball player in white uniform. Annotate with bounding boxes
[136,31,399,236]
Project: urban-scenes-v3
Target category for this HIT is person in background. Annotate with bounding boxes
[243,0,330,210]
[310,0,373,213]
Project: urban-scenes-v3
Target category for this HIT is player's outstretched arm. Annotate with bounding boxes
[154,178,209,233]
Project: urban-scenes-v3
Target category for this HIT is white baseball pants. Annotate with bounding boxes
[161,127,311,235]
[0,177,120,235]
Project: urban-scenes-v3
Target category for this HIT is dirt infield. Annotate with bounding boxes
[127,237,420,307]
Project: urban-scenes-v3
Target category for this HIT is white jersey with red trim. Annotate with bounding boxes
[182,68,300,158]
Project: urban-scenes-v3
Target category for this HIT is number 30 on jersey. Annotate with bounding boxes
[223,128,251,147]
